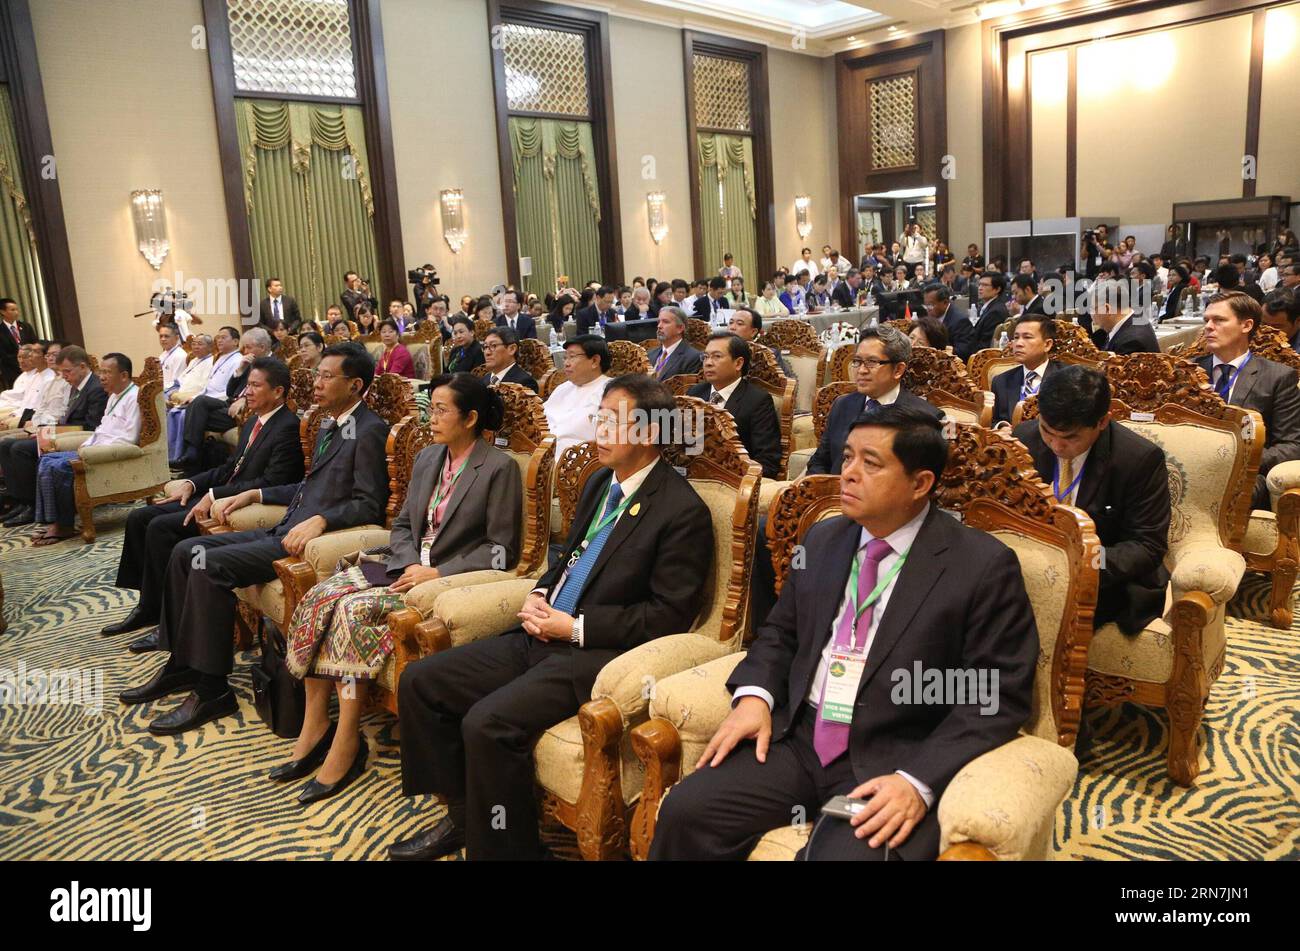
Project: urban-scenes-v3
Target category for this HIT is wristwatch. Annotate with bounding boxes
[570,617,582,646]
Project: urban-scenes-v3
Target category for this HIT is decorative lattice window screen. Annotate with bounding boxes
[228,0,358,99]
[502,24,590,116]
[693,54,751,132]
[869,74,917,170]
[915,207,937,243]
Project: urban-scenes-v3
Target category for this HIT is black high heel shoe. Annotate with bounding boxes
[297,738,368,805]
[267,723,337,782]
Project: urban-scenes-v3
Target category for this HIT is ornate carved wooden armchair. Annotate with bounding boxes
[607,339,651,376]
[628,425,1100,860]
[1019,353,1263,784]
[516,337,555,383]
[473,317,494,342]
[757,319,825,416]
[401,323,442,381]
[968,319,1105,389]
[1171,323,1300,627]
[67,357,171,543]
[902,346,992,426]
[380,383,555,712]
[685,318,712,351]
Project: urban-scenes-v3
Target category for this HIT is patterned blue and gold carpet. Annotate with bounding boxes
[0,506,1296,859]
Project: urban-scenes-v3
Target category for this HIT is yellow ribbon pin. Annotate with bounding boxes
[629,503,641,517]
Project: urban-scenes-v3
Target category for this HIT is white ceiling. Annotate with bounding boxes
[561,0,1028,55]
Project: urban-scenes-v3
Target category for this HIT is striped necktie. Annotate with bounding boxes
[552,483,625,617]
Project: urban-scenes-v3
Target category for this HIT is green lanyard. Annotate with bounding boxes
[104,383,136,420]
[582,480,634,546]
[846,545,909,649]
[428,453,471,520]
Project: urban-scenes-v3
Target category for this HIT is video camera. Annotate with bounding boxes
[149,288,194,317]
[408,264,440,286]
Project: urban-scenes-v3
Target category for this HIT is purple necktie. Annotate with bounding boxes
[813,537,894,767]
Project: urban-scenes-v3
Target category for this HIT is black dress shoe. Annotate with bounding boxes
[268,723,337,781]
[297,738,368,805]
[127,629,162,653]
[119,664,201,705]
[387,817,466,861]
[102,606,157,637]
[3,506,34,527]
[146,689,238,736]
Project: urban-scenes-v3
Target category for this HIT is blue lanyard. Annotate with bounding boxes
[1053,458,1085,502]
[1215,353,1251,394]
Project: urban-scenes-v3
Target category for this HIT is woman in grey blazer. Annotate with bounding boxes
[274,373,523,804]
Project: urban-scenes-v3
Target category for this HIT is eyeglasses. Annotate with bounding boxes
[850,358,896,371]
[315,370,356,383]
[588,412,619,430]
[431,404,460,420]
[482,342,506,352]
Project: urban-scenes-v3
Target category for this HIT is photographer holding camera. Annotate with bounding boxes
[410,264,440,313]
[1082,224,1111,280]
[340,271,377,320]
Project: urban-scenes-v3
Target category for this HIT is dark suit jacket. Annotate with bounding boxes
[494,312,538,340]
[575,305,615,335]
[340,288,375,320]
[488,363,539,394]
[728,509,1038,859]
[1093,316,1160,355]
[831,281,858,309]
[807,388,941,476]
[260,295,302,331]
[446,341,485,374]
[970,298,1009,354]
[1159,285,1185,323]
[691,295,727,320]
[63,374,108,430]
[189,403,305,500]
[534,459,713,691]
[0,320,38,389]
[687,378,783,478]
[647,341,704,381]
[941,303,975,361]
[386,439,522,576]
[1015,419,1170,634]
[1197,353,1300,508]
[991,360,1061,426]
[260,402,390,537]
[1022,295,1047,316]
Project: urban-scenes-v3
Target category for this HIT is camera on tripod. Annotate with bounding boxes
[408,264,440,286]
[149,288,194,316]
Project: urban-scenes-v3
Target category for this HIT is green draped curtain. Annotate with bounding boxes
[235,98,380,320]
[508,117,602,298]
[697,132,757,285]
[0,84,50,337]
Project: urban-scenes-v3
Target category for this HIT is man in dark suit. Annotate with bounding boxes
[1227,256,1264,302]
[100,357,306,650]
[119,343,391,735]
[340,271,376,320]
[388,374,713,861]
[992,314,1062,426]
[175,326,275,475]
[728,308,793,378]
[1196,291,1300,510]
[1261,288,1300,350]
[482,326,538,393]
[688,332,782,478]
[651,405,1037,861]
[1159,265,1190,323]
[0,345,106,527]
[575,285,617,334]
[692,277,730,321]
[970,271,1010,354]
[1011,273,1047,317]
[923,283,974,361]
[0,298,39,390]
[1014,365,1169,634]
[647,306,703,381]
[808,326,941,476]
[1089,277,1160,354]
[831,269,864,309]
[259,278,302,333]
[493,289,538,339]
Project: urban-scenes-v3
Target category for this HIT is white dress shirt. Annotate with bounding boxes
[707,376,742,405]
[540,456,659,646]
[791,258,820,278]
[1210,350,1250,403]
[1020,359,1050,399]
[1104,312,1132,346]
[0,368,42,413]
[734,503,935,806]
[487,362,517,386]
[1259,267,1279,292]
[543,375,606,458]
[29,374,71,428]
[83,384,142,449]
[1053,446,1091,506]
[173,354,213,404]
[159,344,188,391]
[18,368,55,413]
[201,351,242,401]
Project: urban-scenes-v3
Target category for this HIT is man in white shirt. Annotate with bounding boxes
[543,335,609,458]
[791,248,820,279]
[167,334,213,459]
[650,404,1037,861]
[158,324,187,394]
[20,342,70,433]
[0,344,46,427]
[32,352,141,545]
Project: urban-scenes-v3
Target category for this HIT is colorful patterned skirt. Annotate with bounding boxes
[285,566,407,681]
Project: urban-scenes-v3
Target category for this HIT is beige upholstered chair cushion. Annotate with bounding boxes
[224,504,288,531]
[1265,458,1300,507]
[222,428,239,448]
[986,360,1017,382]
[648,652,747,774]
[791,414,814,451]
[936,404,980,425]
[364,341,384,360]
[787,449,812,481]
[534,714,643,806]
[404,576,537,648]
[407,342,433,381]
[988,529,1071,743]
[688,479,746,644]
[1244,509,1278,557]
[785,353,822,414]
[748,824,810,861]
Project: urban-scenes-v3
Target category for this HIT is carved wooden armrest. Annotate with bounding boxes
[628,717,683,861]
[272,556,319,626]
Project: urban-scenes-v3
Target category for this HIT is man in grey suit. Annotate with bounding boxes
[120,342,392,735]
[647,306,703,381]
[1196,291,1300,510]
[923,284,973,361]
